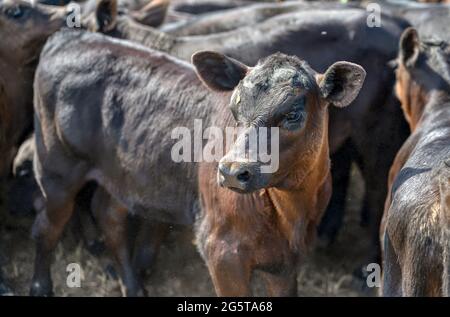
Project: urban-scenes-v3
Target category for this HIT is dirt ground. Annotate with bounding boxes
[0,165,377,297]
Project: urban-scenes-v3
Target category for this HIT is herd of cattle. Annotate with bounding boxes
[0,0,449,297]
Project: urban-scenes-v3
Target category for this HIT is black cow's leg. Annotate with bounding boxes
[318,140,353,245]
[352,158,384,283]
[92,187,144,297]
[355,156,387,271]
[132,220,169,278]
[30,167,87,296]
[353,93,409,277]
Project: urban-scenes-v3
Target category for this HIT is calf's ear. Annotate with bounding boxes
[192,51,249,91]
[399,27,420,68]
[96,0,118,32]
[130,0,169,27]
[318,61,366,108]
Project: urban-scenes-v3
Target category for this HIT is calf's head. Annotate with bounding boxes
[0,0,69,66]
[193,51,365,193]
[395,27,450,131]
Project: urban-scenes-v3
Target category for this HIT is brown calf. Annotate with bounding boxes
[382,28,450,296]
[193,52,366,296]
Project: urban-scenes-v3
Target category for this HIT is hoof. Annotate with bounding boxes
[29,281,54,297]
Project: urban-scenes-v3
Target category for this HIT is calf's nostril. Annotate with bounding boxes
[236,170,251,183]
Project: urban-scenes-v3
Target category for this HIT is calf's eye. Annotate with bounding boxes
[281,97,306,130]
[285,111,301,122]
[5,5,23,19]
[282,110,305,130]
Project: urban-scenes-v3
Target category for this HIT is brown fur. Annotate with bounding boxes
[197,109,332,296]
[394,63,429,131]
[0,0,67,178]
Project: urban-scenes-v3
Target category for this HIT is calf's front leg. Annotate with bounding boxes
[205,240,252,296]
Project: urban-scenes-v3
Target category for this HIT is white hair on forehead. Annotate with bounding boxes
[271,67,296,83]
[243,67,297,90]
[243,79,255,89]
[242,64,262,89]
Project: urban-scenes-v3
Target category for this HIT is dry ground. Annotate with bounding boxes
[0,165,377,296]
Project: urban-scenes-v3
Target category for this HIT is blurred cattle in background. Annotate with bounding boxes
[169,0,265,15]
[161,1,359,36]
[382,28,450,296]
[379,0,450,40]
[417,0,450,3]
[82,0,171,27]
[36,0,171,27]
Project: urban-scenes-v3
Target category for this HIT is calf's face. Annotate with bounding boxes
[0,0,68,65]
[193,51,365,193]
[395,27,450,131]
